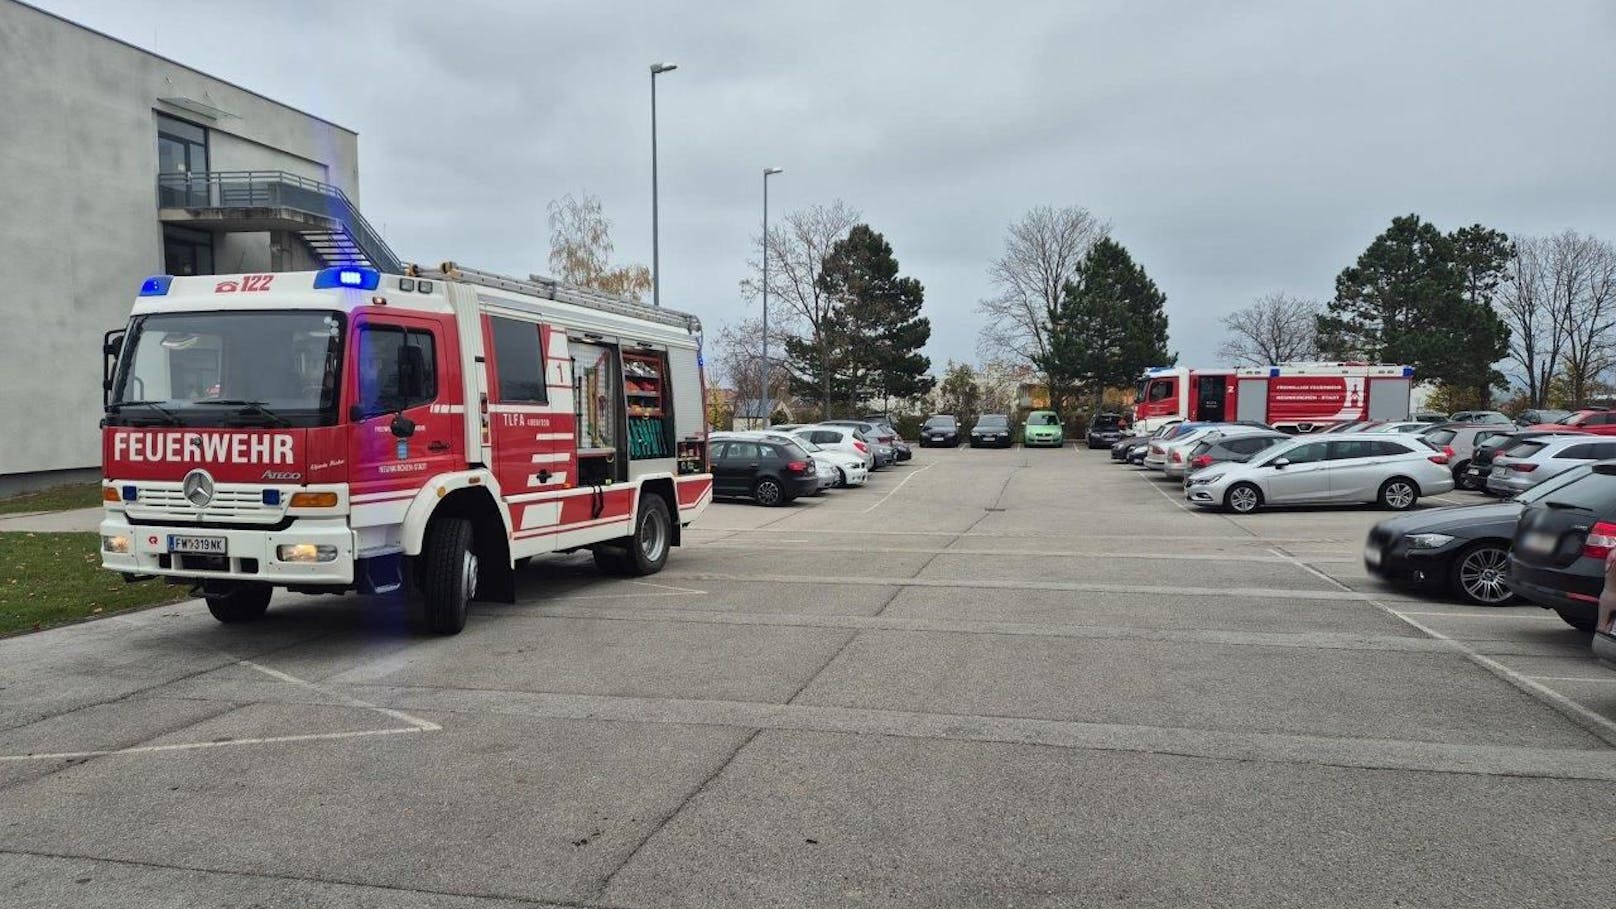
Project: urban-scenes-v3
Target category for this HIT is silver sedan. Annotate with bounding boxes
[1186,433,1455,513]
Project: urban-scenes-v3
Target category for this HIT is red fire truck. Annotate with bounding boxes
[1132,363,1415,434]
[98,264,713,634]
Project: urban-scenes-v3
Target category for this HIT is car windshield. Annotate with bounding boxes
[1091,414,1121,428]
[1028,413,1059,425]
[977,415,1008,428]
[1508,441,1549,459]
[781,434,821,452]
[924,416,956,428]
[109,310,343,427]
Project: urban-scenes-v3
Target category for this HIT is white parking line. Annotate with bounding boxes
[1264,547,1616,746]
[1392,610,1558,621]
[860,462,937,514]
[1530,675,1616,684]
[1136,473,1191,511]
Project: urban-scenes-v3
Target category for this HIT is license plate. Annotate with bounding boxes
[1492,466,1506,476]
[1521,529,1558,555]
[170,534,227,555]
[1364,544,1382,567]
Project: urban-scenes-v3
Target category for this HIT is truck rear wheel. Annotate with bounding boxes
[205,582,273,624]
[595,495,672,577]
[417,517,475,635]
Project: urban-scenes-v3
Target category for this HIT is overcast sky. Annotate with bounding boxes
[39,0,1616,376]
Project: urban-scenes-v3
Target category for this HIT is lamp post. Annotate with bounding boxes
[760,166,783,427]
[649,62,678,307]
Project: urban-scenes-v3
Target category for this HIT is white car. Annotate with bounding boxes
[791,424,876,472]
[715,429,869,488]
[1163,427,1272,480]
[1185,432,1454,513]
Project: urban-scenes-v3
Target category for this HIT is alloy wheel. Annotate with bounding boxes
[1457,546,1512,605]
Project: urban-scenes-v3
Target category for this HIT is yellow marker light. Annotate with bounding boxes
[276,543,338,563]
[102,487,121,502]
[289,492,339,508]
[436,486,446,498]
[102,535,130,554]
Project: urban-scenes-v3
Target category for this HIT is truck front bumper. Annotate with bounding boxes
[98,515,357,585]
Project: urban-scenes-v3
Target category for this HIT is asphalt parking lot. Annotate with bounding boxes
[4,447,1615,908]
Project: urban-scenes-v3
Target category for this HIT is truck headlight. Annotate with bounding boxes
[102,535,130,554]
[1405,533,1455,550]
[277,543,338,563]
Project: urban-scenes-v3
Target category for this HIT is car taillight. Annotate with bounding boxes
[1192,454,1213,468]
[1170,450,1182,463]
[1150,445,1162,454]
[1509,463,1538,472]
[786,460,809,474]
[853,441,868,453]
[1583,521,1616,559]
[1428,453,1449,465]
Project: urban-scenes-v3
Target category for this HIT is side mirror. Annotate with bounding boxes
[390,414,417,438]
[1272,458,1291,469]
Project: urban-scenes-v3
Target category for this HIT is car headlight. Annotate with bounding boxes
[1404,533,1456,550]
[1189,473,1224,486]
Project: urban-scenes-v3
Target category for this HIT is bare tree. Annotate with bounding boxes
[710,315,795,406]
[1496,236,1560,407]
[740,200,861,408]
[1216,293,1322,366]
[976,206,1109,366]
[547,192,652,301]
[1547,231,1616,406]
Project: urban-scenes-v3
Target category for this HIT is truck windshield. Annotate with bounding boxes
[109,310,343,427]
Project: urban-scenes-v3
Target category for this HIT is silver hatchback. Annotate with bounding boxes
[1487,436,1616,496]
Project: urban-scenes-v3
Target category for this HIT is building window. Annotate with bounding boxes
[163,226,214,276]
[157,113,209,206]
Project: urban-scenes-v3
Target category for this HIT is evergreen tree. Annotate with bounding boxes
[812,224,934,414]
[1318,214,1511,401]
[1036,238,1173,413]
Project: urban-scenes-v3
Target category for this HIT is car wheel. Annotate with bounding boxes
[1449,542,1514,606]
[835,467,847,488]
[1225,482,1263,514]
[754,477,784,507]
[204,582,273,624]
[1452,461,1472,490]
[1554,607,1597,632]
[1378,477,1419,510]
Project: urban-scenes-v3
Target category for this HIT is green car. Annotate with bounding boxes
[1023,411,1065,447]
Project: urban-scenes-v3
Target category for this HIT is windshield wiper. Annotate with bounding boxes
[193,399,292,427]
[109,400,180,425]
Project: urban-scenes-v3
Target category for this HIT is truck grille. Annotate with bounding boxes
[130,484,284,524]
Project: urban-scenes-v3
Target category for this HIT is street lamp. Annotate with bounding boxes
[760,166,783,426]
[649,62,677,307]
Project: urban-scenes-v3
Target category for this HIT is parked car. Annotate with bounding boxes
[1446,410,1512,425]
[1486,436,1616,497]
[919,415,959,447]
[1524,409,1616,435]
[718,430,869,488]
[1179,431,1290,485]
[1367,421,1433,434]
[863,416,912,461]
[1323,421,1380,433]
[822,420,898,465]
[1507,462,1616,631]
[1363,466,1594,606]
[1465,430,1579,492]
[1162,427,1275,480]
[1146,422,1271,473]
[1152,427,1222,476]
[1412,411,1449,423]
[1516,409,1570,427]
[1022,411,1065,447]
[1185,433,1454,513]
[1419,424,1515,490]
[792,424,876,470]
[970,414,1015,448]
[709,437,820,506]
[1086,413,1127,449]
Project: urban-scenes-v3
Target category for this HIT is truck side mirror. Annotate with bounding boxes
[390,414,417,438]
[101,329,125,407]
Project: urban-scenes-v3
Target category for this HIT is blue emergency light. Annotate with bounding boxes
[313,266,380,290]
[138,276,174,296]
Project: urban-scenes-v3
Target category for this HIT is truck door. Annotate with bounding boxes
[1195,374,1228,422]
[484,316,575,498]
[348,315,463,504]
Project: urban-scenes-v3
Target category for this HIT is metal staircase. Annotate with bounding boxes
[157,170,401,272]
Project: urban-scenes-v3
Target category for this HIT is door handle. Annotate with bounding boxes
[427,441,450,453]
[747,462,760,468]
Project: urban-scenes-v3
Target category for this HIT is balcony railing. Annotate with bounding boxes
[157,170,401,272]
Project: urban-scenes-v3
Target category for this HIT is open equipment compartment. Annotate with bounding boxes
[623,349,673,461]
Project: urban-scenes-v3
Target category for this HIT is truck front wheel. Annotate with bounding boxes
[417,517,475,635]
[204,582,273,624]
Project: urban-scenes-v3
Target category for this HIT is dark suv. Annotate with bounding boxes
[709,438,820,507]
[919,415,959,447]
[1086,413,1127,449]
[1507,463,1616,631]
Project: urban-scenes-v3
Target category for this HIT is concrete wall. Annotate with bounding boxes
[0,0,361,491]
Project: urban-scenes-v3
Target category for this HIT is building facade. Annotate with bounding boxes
[0,0,393,495]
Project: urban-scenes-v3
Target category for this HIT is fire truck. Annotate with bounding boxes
[98,264,713,634]
[1132,362,1415,434]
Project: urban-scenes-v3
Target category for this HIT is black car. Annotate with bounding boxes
[1086,413,1127,449]
[1507,463,1616,630]
[1179,432,1288,486]
[919,415,959,447]
[709,438,820,506]
[970,414,1014,448]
